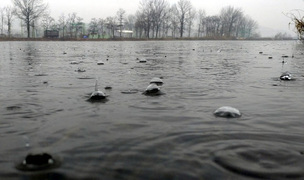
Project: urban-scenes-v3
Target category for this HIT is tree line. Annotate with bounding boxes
[0,0,259,39]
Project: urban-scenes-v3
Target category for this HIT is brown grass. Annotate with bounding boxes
[286,10,304,38]
[294,18,304,35]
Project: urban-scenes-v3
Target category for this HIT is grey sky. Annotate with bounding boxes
[2,0,304,37]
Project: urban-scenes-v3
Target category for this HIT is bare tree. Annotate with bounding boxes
[172,0,192,38]
[233,15,243,37]
[116,8,126,38]
[98,18,106,38]
[205,15,221,37]
[138,0,153,38]
[274,32,292,40]
[235,16,258,38]
[66,13,77,38]
[5,6,15,37]
[244,16,258,38]
[12,0,48,38]
[187,7,196,37]
[152,0,169,38]
[169,6,179,38]
[125,14,135,31]
[134,11,145,38]
[106,16,116,38]
[89,18,98,38]
[219,6,243,37]
[131,0,259,39]
[30,19,38,38]
[0,8,4,35]
[161,8,171,38]
[135,0,169,38]
[197,9,205,37]
[75,16,83,38]
[60,13,83,38]
[58,13,67,38]
[41,13,55,31]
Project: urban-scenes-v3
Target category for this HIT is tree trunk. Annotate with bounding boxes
[119,26,122,38]
[180,14,184,38]
[8,23,11,37]
[180,22,183,37]
[27,21,30,38]
[112,26,115,38]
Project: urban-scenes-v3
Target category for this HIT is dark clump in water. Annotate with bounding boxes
[34,73,48,77]
[105,86,112,90]
[6,106,21,111]
[138,59,147,63]
[16,153,60,171]
[75,67,86,72]
[280,72,293,81]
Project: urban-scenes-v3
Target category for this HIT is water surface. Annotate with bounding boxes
[1,40,304,179]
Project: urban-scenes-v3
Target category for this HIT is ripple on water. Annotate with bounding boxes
[77,76,95,80]
[4,102,64,120]
[121,89,139,94]
[54,129,304,179]
[210,132,304,179]
[213,142,304,179]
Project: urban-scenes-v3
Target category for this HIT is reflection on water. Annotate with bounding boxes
[0,40,304,179]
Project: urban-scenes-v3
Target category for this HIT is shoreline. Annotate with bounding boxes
[0,37,296,42]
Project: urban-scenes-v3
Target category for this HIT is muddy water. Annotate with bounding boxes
[1,40,304,179]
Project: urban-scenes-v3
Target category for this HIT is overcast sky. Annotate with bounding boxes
[2,0,304,37]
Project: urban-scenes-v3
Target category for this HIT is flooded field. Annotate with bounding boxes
[1,40,304,180]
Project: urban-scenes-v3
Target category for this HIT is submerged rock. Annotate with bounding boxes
[75,67,86,72]
[280,72,292,81]
[139,59,147,63]
[6,105,21,111]
[16,153,60,171]
[150,77,164,86]
[90,91,107,100]
[97,61,104,65]
[70,61,79,64]
[143,83,161,96]
[105,86,112,90]
[214,106,241,118]
[89,80,107,101]
[34,73,48,76]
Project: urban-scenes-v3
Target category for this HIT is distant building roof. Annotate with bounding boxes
[117,30,133,34]
[44,30,59,38]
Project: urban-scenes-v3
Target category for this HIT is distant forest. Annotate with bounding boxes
[0,0,261,39]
